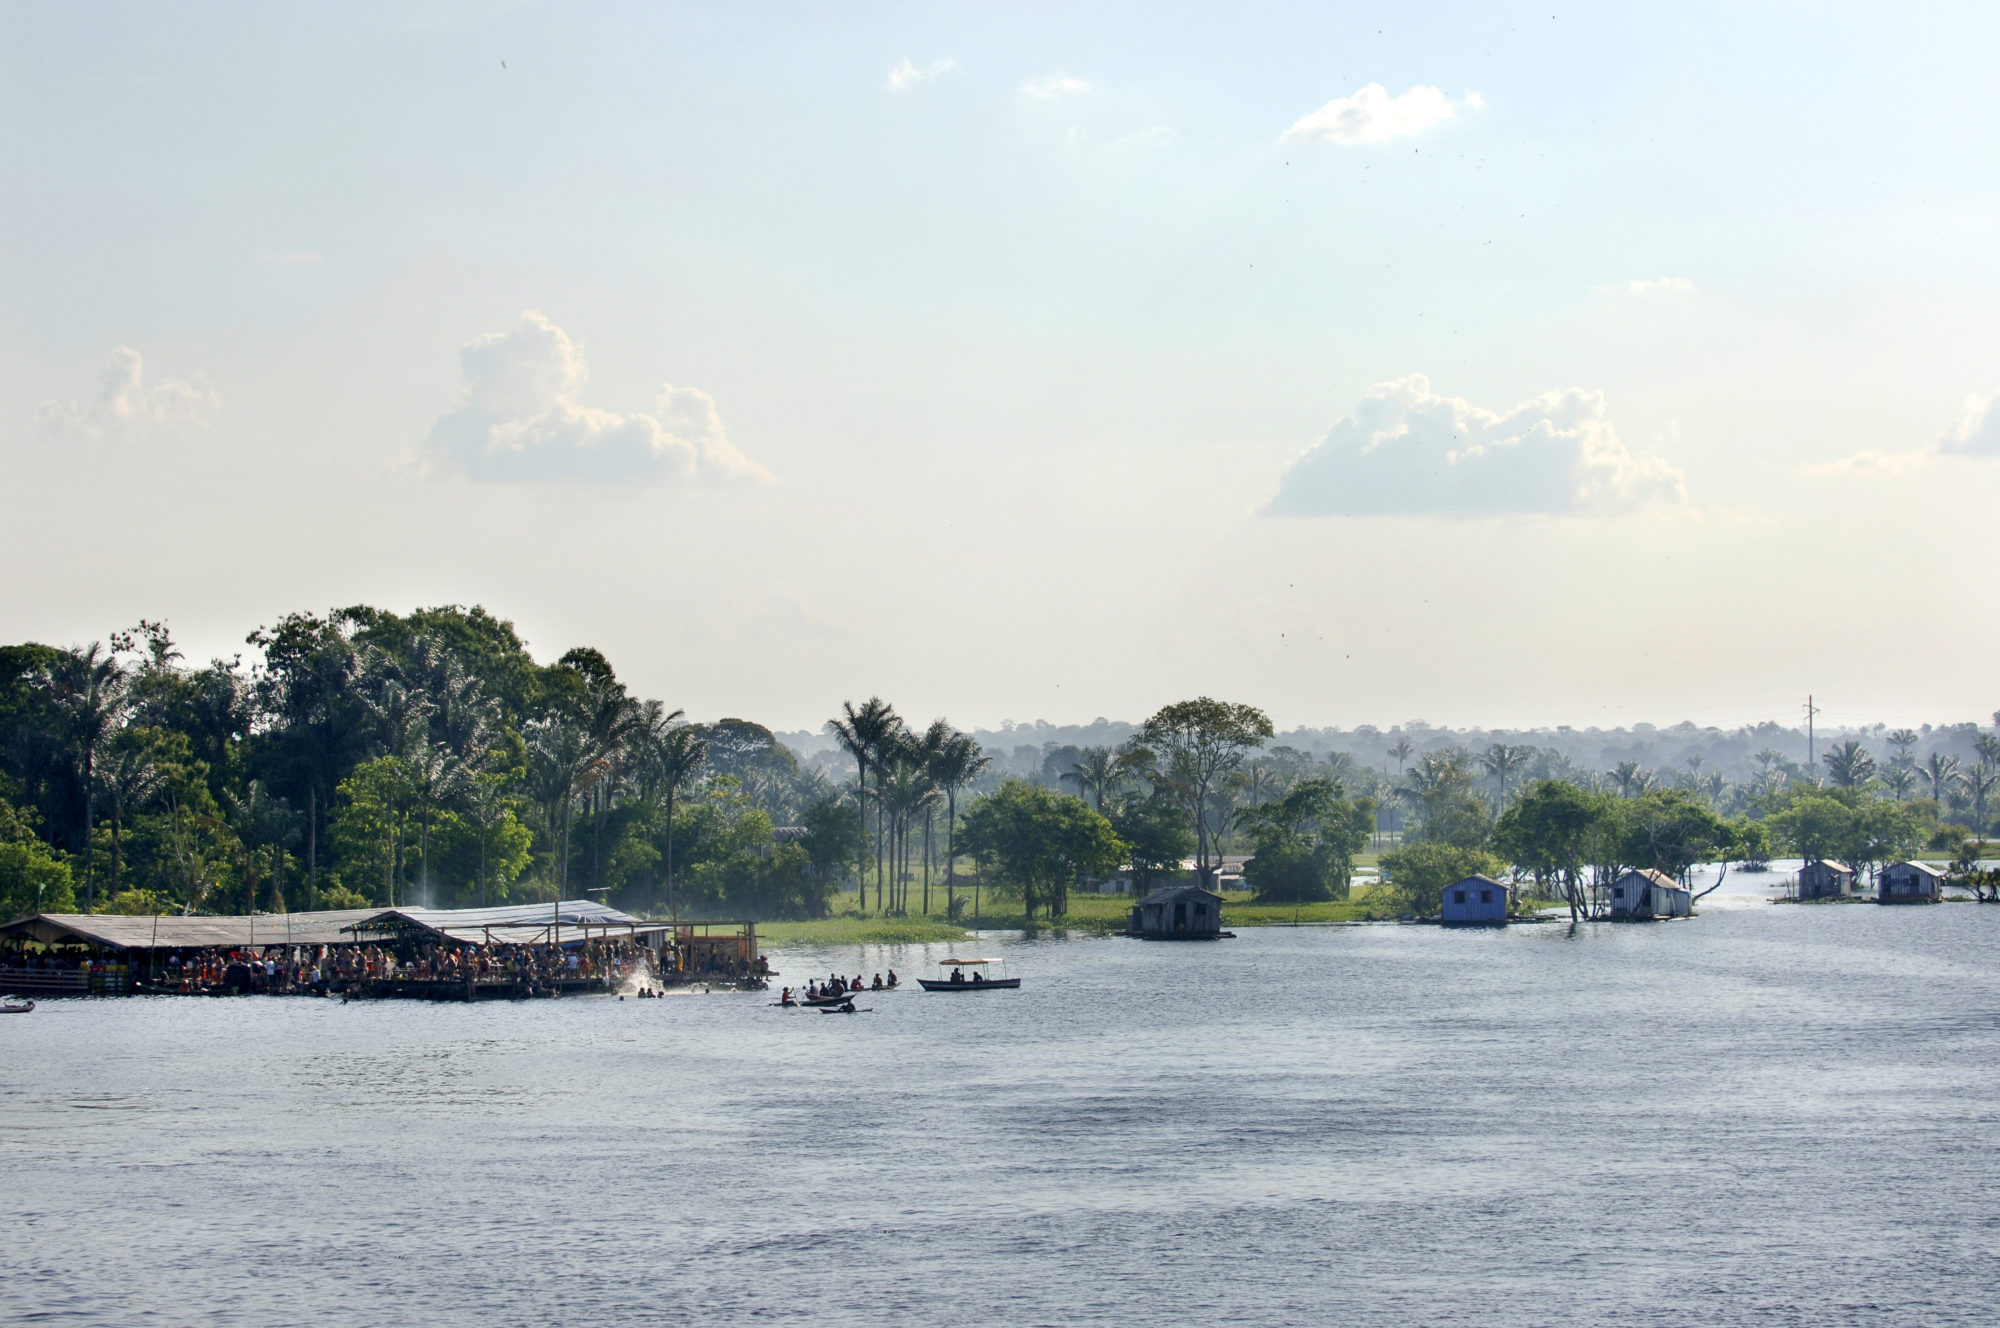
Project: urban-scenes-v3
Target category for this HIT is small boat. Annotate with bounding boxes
[817,1001,869,1014]
[802,988,861,1006]
[2,999,34,1014]
[916,958,1021,992]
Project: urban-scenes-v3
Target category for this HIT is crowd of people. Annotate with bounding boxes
[6,934,780,1001]
[778,970,897,1005]
[128,937,653,997]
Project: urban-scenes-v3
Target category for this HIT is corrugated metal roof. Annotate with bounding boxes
[353,900,640,934]
[1887,861,1946,879]
[0,909,385,950]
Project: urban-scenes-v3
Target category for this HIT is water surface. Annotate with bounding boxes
[5,888,1997,1326]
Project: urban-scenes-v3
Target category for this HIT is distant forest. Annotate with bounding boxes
[2,602,1994,923]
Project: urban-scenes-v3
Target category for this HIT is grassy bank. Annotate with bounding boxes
[756,883,1404,948]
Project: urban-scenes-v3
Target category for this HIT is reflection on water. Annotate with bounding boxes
[4,900,1999,1326]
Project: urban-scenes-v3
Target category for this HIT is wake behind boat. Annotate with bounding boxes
[916,958,1020,992]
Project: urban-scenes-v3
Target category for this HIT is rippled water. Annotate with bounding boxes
[6,883,1999,1327]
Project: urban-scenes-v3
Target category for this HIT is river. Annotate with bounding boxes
[5,876,1998,1326]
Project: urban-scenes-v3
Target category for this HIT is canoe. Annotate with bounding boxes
[915,978,1021,992]
[1,1000,33,1014]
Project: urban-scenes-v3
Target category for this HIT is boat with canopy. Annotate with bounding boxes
[916,957,1020,992]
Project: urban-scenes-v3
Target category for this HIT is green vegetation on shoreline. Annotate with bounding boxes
[758,885,1404,947]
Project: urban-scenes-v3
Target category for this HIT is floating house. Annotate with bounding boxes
[1126,884,1227,939]
[1440,874,1509,926]
[1608,869,1693,919]
[1796,859,1856,900]
[1878,861,1945,904]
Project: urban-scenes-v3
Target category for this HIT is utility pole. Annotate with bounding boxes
[1805,694,1821,771]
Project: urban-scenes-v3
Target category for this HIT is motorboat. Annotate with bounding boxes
[916,957,1020,992]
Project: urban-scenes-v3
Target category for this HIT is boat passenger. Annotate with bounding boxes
[871,974,883,990]
[950,967,964,983]
[886,969,898,987]
[780,987,795,1006]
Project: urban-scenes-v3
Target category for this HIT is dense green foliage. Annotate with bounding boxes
[3,608,1988,924]
[1238,778,1373,903]
[955,780,1123,920]
[0,609,851,920]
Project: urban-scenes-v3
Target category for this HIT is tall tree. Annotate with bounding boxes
[1821,740,1876,789]
[1477,742,1531,808]
[1134,698,1273,888]
[926,729,990,919]
[1922,751,1961,805]
[826,697,900,912]
[50,642,128,909]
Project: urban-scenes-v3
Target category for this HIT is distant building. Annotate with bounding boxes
[1878,861,1945,904]
[1096,856,1250,895]
[1440,875,1508,926]
[1127,885,1226,939]
[1609,868,1693,919]
[1797,859,1856,900]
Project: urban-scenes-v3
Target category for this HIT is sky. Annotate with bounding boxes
[4,1,1998,735]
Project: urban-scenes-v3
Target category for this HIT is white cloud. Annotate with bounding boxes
[1598,276,1695,296]
[1264,374,1687,518]
[885,57,958,93]
[1104,125,1174,154]
[1938,393,2000,456]
[1283,84,1482,146]
[1023,71,1092,100]
[39,347,220,439]
[1801,391,2000,478]
[426,311,772,484]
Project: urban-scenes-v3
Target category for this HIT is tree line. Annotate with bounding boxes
[3,605,1990,924]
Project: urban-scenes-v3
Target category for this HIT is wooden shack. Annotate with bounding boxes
[1127,884,1226,939]
[1440,874,1509,926]
[1609,869,1693,919]
[1797,859,1855,900]
[1878,861,1945,904]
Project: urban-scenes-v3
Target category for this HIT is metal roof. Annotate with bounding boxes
[350,900,641,935]
[0,909,385,951]
[1886,861,1947,879]
[1616,868,1688,893]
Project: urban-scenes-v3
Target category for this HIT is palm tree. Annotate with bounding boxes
[50,643,129,910]
[827,697,900,911]
[1386,739,1415,775]
[524,713,598,900]
[1477,743,1530,807]
[98,738,161,897]
[1822,739,1876,789]
[652,723,707,917]
[1963,763,1999,836]
[403,729,471,904]
[1887,729,1919,768]
[1060,746,1120,812]
[1922,751,1961,805]
[1610,760,1653,798]
[1881,766,1917,801]
[926,731,989,919]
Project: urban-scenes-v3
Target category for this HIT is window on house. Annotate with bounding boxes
[1453,891,1466,904]
[1481,890,1492,904]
